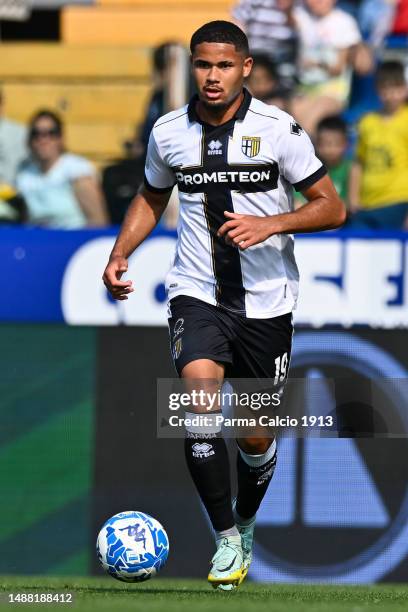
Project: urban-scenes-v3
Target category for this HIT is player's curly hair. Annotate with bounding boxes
[190,20,249,56]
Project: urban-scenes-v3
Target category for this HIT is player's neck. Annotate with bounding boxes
[196,91,244,126]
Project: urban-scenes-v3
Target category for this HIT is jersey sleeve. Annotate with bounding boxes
[65,155,96,180]
[277,118,326,192]
[331,13,361,49]
[144,128,176,193]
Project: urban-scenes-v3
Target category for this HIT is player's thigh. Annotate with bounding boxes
[167,295,232,378]
[230,312,293,439]
[231,311,293,380]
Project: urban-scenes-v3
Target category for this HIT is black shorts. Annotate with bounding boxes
[167,295,293,380]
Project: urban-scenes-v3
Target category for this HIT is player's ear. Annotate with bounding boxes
[243,56,253,79]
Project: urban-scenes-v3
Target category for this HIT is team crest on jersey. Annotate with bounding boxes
[172,337,182,360]
[242,136,261,158]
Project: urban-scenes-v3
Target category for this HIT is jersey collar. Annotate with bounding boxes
[187,88,252,125]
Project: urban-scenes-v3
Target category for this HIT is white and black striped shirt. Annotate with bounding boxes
[232,0,297,57]
[144,89,325,319]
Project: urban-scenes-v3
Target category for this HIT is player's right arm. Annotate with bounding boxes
[103,187,172,300]
[103,124,175,301]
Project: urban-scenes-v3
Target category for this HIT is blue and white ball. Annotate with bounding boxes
[96,511,169,582]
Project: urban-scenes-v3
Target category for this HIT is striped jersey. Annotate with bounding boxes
[144,89,325,319]
[232,0,297,53]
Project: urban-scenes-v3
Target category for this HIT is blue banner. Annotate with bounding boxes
[1,226,408,326]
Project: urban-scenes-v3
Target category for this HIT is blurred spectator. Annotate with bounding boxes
[232,0,299,91]
[348,61,408,229]
[245,53,290,110]
[392,0,408,34]
[103,130,179,229]
[16,110,108,229]
[0,183,27,224]
[295,115,351,208]
[103,134,145,225]
[316,116,351,202]
[291,0,363,135]
[140,42,188,152]
[0,86,27,187]
[358,0,397,49]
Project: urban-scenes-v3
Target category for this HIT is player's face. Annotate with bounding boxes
[316,129,347,167]
[29,117,63,163]
[191,42,253,111]
[377,82,407,114]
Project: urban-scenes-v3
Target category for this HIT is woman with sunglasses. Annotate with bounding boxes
[16,109,108,228]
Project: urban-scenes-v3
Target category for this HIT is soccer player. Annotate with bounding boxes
[103,20,345,589]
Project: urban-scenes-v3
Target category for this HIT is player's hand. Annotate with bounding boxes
[217,211,275,250]
[102,255,134,301]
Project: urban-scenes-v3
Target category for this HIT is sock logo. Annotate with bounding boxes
[257,466,275,485]
[249,455,277,486]
[192,442,215,458]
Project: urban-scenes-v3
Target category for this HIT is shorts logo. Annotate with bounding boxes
[172,337,182,360]
[173,318,184,338]
[192,442,215,458]
[242,136,261,158]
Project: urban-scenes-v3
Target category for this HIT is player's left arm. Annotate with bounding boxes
[272,173,346,233]
[218,117,346,250]
[218,175,346,250]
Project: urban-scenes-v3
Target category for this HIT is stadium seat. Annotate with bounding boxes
[61,7,231,45]
[0,44,152,165]
[0,45,150,78]
[3,83,150,124]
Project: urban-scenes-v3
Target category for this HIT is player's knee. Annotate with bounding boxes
[238,437,273,455]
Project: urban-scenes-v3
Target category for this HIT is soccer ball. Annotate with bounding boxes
[96,510,169,582]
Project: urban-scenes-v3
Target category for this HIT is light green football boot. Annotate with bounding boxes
[234,500,256,577]
[217,500,256,591]
[208,535,245,588]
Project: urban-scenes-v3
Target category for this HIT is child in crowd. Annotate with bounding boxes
[316,115,351,203]
[295,114,350,208]
[348,61,408,229]
[245,53,290,110]
[291,0,362,136]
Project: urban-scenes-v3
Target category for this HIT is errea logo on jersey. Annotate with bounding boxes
[208,140,222,156]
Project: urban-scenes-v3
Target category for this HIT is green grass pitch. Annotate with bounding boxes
[1,576,408,612]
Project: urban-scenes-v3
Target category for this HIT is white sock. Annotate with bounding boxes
[215,525,240,543]
[238,438,276,467]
